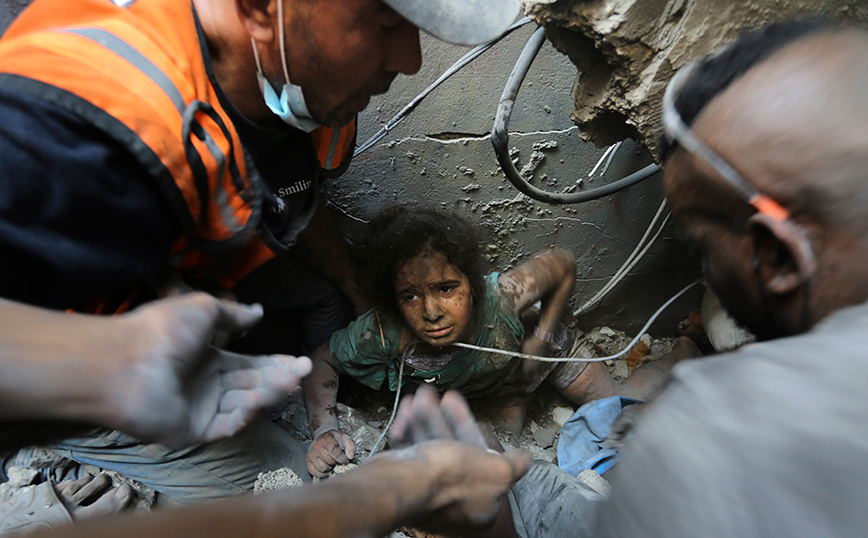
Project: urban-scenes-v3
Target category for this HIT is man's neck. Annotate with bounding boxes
[192,0,274,123]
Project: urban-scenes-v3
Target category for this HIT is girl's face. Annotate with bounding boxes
[394,250,474,347]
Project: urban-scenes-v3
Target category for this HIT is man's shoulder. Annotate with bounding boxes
[596,301,868,538]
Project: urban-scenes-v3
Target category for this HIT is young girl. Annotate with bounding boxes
[304,207,686,477]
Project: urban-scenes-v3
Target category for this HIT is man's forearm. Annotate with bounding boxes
[41,453,436,538]
[0,299,125,426]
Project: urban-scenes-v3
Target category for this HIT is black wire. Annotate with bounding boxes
[491,26,660,205]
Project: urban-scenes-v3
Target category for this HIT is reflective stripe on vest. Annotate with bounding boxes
[64,28,249,240]
[311,121,356,174]
[0,0,260,250]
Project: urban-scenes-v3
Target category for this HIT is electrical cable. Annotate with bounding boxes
[491,26,660,204]
[354,17,533,157]
[588,143,615,178]
[599,140,622,178]
[454,278,702,363]
[368,347,408,457]
[573,199,670,316]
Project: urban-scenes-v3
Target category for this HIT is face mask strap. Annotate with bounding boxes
[277,0,292,86]
[251,38,264,76]
[663,61,791,224]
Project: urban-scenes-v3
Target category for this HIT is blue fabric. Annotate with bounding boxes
[558,396,639,476]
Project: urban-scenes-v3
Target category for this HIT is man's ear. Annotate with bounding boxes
[236,0,276,43]
[748,213,816,295]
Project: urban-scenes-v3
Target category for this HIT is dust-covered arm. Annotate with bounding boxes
[499,249,577,357]
[0,295,312,450]
[303,343,356,477]
[35,438,528,538]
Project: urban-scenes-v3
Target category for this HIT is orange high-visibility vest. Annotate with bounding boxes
[0,0,355,301]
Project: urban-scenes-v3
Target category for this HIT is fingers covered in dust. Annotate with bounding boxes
[57,474,134,521]
[307,430,357,477]
[111,294,313,448]
[368,440,530,534]
[390,386,487,449]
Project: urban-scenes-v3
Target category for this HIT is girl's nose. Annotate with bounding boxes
[423,295,442,320]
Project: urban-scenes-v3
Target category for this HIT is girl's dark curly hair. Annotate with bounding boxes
[355,206,486,320]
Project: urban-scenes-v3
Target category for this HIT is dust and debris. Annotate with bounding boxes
[577,469,610,498]
[518,140,559,181]
[332,464,358,475]
[254,468,303,494]
[586,327,677,381]
[524,0,868,155]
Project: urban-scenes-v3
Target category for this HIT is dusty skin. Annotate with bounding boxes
[0,294,311,451]
[303,249,579,476]
[28,441,528,538]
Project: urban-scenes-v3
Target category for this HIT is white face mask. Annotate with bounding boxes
[251,0,320,132]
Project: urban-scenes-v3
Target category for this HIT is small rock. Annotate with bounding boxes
[533,427,557,449]
[577,469,611,498]
[332,463,358,475]
[254,468,303,494]
[551,407,575,427]
[6,467,37,487]
[529,420,541,434]
[612,360,630,380]
[599,326,617,337]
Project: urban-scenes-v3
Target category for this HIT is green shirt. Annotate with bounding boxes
[328,273,527,399]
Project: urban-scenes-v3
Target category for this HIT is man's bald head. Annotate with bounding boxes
[695,27,868,231]
[663,22,868,339]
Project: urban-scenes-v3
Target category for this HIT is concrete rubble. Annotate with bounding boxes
[523,0,868,157]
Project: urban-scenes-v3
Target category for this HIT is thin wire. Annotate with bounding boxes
[454,278,702,363]
[588,143,615,177]
[575,211,671,316]
[573,199,669,316]
[354,17,532,156]
[600,141,622,177]
[368,347,408,457]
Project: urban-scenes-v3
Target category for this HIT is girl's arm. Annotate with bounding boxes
[498,249,577,358]
[303,343,356,477]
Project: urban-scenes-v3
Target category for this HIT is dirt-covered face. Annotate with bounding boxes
[394,250,475,347]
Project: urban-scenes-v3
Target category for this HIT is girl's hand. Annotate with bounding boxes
[307,429,356,477]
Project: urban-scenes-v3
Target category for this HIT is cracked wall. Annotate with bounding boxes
[524,0,868,157]
[326,24,700,334]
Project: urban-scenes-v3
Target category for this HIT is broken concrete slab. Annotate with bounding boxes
[524,0,868,157]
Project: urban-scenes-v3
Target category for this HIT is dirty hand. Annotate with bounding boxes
[109,293,312,448]
[368,440,529,535]
[390,385,489,449]
[307,429,356,477]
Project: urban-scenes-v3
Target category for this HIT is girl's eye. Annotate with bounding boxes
[440,285,454,293]
[402,294,418,302]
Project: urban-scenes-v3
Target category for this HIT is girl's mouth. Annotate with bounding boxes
[424,326,453,339]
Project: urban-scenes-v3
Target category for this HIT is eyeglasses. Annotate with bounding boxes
[662,60,790,222]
